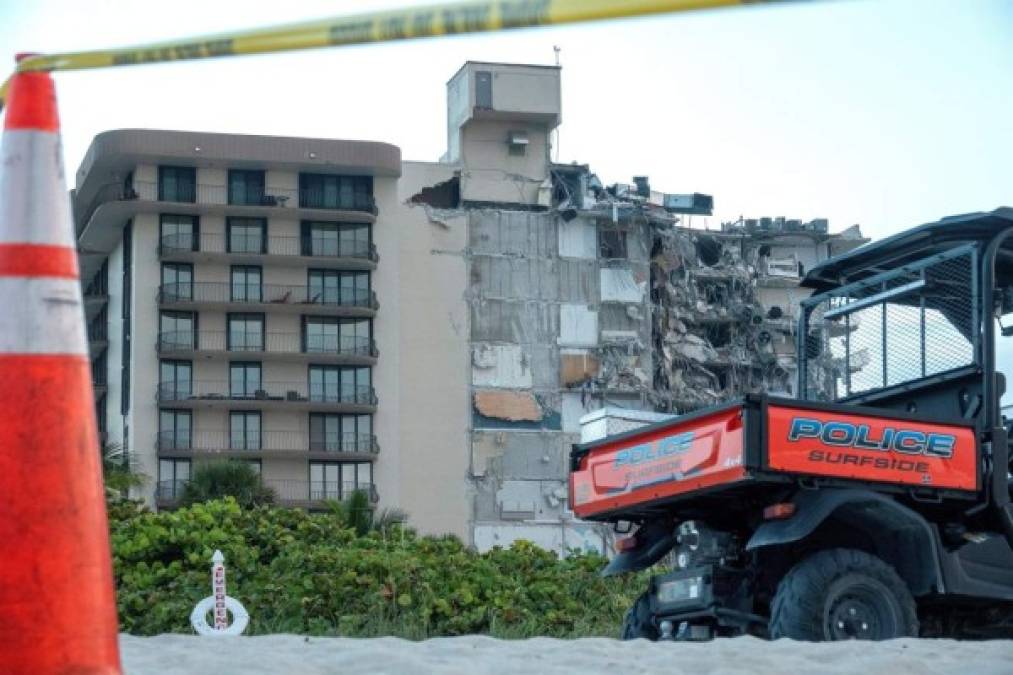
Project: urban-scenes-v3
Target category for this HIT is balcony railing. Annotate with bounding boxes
[158,283,377,310]
[79,178,377,235]
[156,381,377,406]
[156,331,376,358]
[157,430,378,455]
[299,189,377,215]
[156,479,378,505]
[158,233,377,261]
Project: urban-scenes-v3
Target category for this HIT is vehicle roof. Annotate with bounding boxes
[802,207,1013,291]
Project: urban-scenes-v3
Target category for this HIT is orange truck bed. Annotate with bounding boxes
[569,396,979,521]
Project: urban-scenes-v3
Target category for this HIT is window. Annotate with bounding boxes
[229,362,262,398]
[160,214,199,252]
[161,263,193,301]
[159,360,192,400]
[227,313,264,351]
[598,229,628,259]
[307,270,370,306]
[299,173,373,211]
[231,265,262,302]
[244,460,262,476]
[159,410,192,449]
[230,411,261,450]
[310,413,372,452]
[300,221,371,257]
[303,317,371,354]
[158,166,196,203]
[309,461,373,500]
[158,459,191,498]
[308,365,371,403]
[159,311,196,350]
[228,170,265,206]
[227,217,266,254]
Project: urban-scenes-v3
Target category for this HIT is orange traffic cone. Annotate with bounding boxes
[0,56,122,674]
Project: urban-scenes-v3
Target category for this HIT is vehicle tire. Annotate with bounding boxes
[620,592,658,640]
[769,548,918,641]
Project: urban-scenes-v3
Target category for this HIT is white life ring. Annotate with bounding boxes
[190,595,250,636]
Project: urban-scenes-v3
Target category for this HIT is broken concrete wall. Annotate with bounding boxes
[650,218,867,410]
[427,158,867,554]
[464,205,654,554]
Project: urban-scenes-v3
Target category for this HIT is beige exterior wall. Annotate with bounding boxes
[386,161,471,539]
[129,212,161,499]
[459,119,552,205]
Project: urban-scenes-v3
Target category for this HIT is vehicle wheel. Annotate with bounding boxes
[620,592,658,640]
[770,548,918,641]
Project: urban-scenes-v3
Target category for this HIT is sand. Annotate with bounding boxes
[119,634,1013,675]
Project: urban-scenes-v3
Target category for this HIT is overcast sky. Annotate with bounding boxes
[2,0,1010,239]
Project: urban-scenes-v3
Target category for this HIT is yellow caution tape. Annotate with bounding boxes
[0,0,810,110]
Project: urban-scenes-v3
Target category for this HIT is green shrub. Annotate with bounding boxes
[179,461,275,509]
[109,498,645,638]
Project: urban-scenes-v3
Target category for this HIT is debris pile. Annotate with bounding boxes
[649,226,794,411]
[549,164,866,415]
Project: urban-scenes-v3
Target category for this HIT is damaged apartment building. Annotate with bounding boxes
[404,62,867,552]
[75,60,865,554]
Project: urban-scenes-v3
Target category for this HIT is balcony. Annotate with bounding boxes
[158,283,378,316]
[297,189,377,215]
[156,381,377,412]
[79,179,376,234]
[155,478,378,509]
[156,331,377,364]
[157,430,379,461]
[158,233,378,270]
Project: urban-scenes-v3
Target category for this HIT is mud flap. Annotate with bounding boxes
[601,521,676,577]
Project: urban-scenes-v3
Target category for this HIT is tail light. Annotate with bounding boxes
[763,502,797,520]
[615,535,639,552]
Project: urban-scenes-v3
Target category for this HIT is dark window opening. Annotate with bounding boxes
[161,263,193,301]
[227,217,267,254]
[308,365,372,404]
[159,410,192,449]
[158,459,191,498]
[598,229,628,259]
[231,265,262,302]
[475,70,493,109]
[158,166,196,203]
[160,214,199,252]
[230,411,261,450]
[308,269,370,306]
[303,317,371,355]
[159,360,192,400]
[229,361,262,398]
[299,173,374,212]
[121,221,132,414]
[310,413,373,452]
[227,313,265,351]
[228,169,266,206]
[160,311,197,350]
[695,236,723,267]
[300,221,372,258]
[309,461,373,500]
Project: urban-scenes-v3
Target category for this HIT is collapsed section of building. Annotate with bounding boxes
[404,61,867,554]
